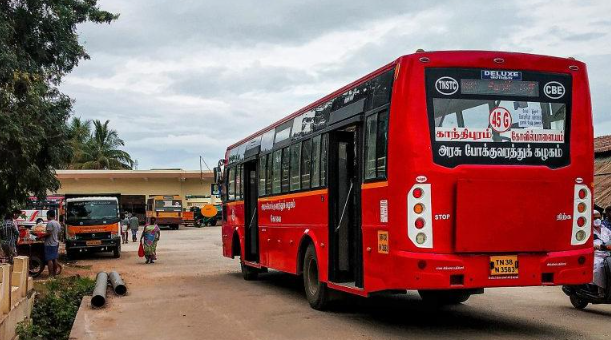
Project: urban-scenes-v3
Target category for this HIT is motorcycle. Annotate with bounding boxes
[562,256,611,309]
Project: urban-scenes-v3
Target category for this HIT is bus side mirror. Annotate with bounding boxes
[213,166,223,184]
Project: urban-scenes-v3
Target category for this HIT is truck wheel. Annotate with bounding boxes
[570,295,588,309]
[29,256,45,278]
[113,245,121,258]
[303,244,329,310]
[241,260,259,280]
[66,249,77,260]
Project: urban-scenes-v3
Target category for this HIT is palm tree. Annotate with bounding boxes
[67,117,91,168]
[76,120,134,170]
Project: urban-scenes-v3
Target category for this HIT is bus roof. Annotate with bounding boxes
[226,59,398,151]
[65,197,119,203]
[225,50,584,153]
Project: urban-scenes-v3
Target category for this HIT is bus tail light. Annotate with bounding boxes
[571,184,591,245]
[408,184,433,248]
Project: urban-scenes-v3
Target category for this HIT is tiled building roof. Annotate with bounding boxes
[595,135,611,154]
[595,156,611,209]
[595,135,611,208]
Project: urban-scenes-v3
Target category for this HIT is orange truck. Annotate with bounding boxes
[64,196,121,259]
[146,195,183,230]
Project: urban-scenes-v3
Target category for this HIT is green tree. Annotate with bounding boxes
[67,117,92,168]
[0,1,118,215]
[76,119,134,170]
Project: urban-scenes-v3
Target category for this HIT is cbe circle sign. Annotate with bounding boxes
[489,107,512,133]
[544,81,565,99]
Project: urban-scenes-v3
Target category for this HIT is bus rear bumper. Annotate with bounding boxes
[389,248,593,290]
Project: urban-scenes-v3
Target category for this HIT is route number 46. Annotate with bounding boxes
[489,107,512,133]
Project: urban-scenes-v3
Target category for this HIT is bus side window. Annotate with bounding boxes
[365,110,389,180]
[301,139,312,190]
[228,167,236,201]
[365,113,378,180]
[281,147,290,193]
[258,155,266,196]
[290,143,301,191]
[311,135,321,188]
[371,69,394,109]
[236,164,243,200]
[320,134,328,186]
[266,153,273,195]
[272,150,282,194]
[376,110,389,177]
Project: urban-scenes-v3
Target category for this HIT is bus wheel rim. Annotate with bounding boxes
[307,258,319,296]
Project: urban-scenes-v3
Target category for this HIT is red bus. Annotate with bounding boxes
[218,51,594,309]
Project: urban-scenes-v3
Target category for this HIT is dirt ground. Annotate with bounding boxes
[63,226,611,340]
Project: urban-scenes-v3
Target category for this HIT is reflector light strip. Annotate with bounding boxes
[407,184,433,248]
[571,185,591,246]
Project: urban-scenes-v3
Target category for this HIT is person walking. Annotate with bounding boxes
[41,210,61,277]
[120,213,129,244]
[129,213,139,242]
[141,217,160,264]
[0,212,19,264]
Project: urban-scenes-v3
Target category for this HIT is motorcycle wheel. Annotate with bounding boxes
[570,295,588,309]
[29,256,45,278]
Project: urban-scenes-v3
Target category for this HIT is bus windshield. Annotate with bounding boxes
[432,99,566,142]
[155,200,182,212]
[426,68,571,168]
[67,200,119,224]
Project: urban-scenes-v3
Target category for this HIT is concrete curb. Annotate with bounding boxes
[69,296,94,340]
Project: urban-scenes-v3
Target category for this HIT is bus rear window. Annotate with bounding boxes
[426,68,571,168]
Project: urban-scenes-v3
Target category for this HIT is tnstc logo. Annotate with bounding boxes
[544,81,565,99]
[435,77,459,95]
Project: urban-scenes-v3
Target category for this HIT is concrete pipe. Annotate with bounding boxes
[91,272,109,308]
[108,271,127,296]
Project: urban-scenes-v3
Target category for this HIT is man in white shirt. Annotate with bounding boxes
[593,210,611,296]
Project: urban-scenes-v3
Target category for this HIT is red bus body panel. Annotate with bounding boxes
[223,51,594,296]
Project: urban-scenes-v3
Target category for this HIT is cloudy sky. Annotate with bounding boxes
[61,0,611,170]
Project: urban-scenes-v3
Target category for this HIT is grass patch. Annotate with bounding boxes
[17,275,95,340]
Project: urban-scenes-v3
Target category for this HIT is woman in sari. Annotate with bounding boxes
[141,217,160,264]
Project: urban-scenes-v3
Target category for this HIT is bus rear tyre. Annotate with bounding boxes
[569,295,588,309]
[303,244,329,310]
[241,261,259,280]
[419,290,471,305]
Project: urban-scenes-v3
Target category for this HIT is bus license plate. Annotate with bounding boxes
[490,255,518,276]
[86,240,102,246]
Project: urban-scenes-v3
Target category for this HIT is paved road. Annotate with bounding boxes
[67,226,610,340]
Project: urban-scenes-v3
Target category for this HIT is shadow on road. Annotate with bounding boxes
[228,270,584,339]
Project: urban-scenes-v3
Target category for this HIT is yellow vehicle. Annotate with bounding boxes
[146,195,183,230]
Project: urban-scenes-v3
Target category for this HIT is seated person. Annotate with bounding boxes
[593,210,611,296]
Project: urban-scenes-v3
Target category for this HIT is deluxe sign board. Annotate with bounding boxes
[425,68,572,169]
[481,70,522,80]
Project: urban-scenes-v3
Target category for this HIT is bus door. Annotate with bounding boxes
[328,125,363,287]
[243,160,259,262]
